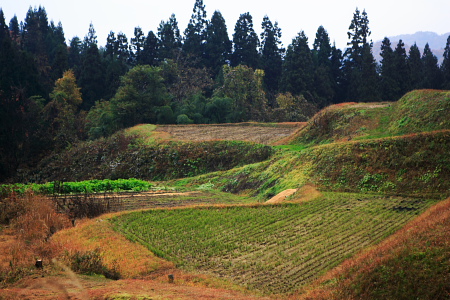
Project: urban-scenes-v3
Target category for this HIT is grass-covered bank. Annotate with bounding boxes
[180,130,450,199]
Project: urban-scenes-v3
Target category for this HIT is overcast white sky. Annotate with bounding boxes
[2,0,450,49]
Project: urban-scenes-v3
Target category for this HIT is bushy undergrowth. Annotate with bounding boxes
[18,132,274,183]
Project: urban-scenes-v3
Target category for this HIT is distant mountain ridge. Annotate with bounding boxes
[373,31,449,63]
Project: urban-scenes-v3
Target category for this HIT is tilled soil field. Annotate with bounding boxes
[156,123,305,145]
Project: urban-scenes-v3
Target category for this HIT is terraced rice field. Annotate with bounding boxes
[156,123,305,145]
[111,193,437,294]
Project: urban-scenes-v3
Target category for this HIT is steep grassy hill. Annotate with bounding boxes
[289,89,450,145]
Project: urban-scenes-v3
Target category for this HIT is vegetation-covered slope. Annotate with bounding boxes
[289,89,450,145]
[16,133,274,183]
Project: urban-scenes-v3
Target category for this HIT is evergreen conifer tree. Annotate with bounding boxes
[158,14,182,61]
[183,0,208,63]
[141,30,160,66]
[260,15,284,98]
[312,26,336,107]
[68,36,82,77]
[380,37,397,100]
[330,44,344,103]
[231,12,259,69]
[204,10,232,77]
[8,15,21,44]
[407,43,423,90]
[342,8,380,101]
[79,24,105,110]
[442,36,450,89]
[280,31,314,97]
[422,43,442,89]
[130,27,145,65]
[392,39,409,96]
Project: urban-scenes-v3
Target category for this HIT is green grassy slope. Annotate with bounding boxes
[289,89,450,145]
[182,130,450,199]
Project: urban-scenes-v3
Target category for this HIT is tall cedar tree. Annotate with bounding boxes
[141,30,160,66]
[130,26,145,65]
[380,37,398,100]
[204,11,232,77]
[22,6,55,95]
[442,36,450,89]
[312,26,336,107]
[407,43,423,90]
[68,37,82,77]
[183,0,208,64]
[260,16,284,101]
[232,12,259,69]
[116,32,130,63]
[330,44,344,103]
[280,31,314,98]
[79,24,106,110]
[343,8,380,102]
[83,22,97,49]
[393,39,409,97]
[103,32,128,100]
[158,14,182,61]
[9,15,21,43]
[422,43,442,89]
[105,31,118,59]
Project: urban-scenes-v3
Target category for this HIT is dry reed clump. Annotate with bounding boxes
[0,191,71,286]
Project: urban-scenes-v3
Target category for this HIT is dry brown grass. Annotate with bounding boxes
[52,213,174,279]
[156,123,304,145]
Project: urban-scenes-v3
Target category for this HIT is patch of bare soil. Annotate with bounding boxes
[2,273,272,300]
[266,189,298,204]
[265,185,322,204]
[289,185,322,203]
[157,123,305,145]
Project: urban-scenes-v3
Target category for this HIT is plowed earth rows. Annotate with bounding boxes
[156,123,305,145]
